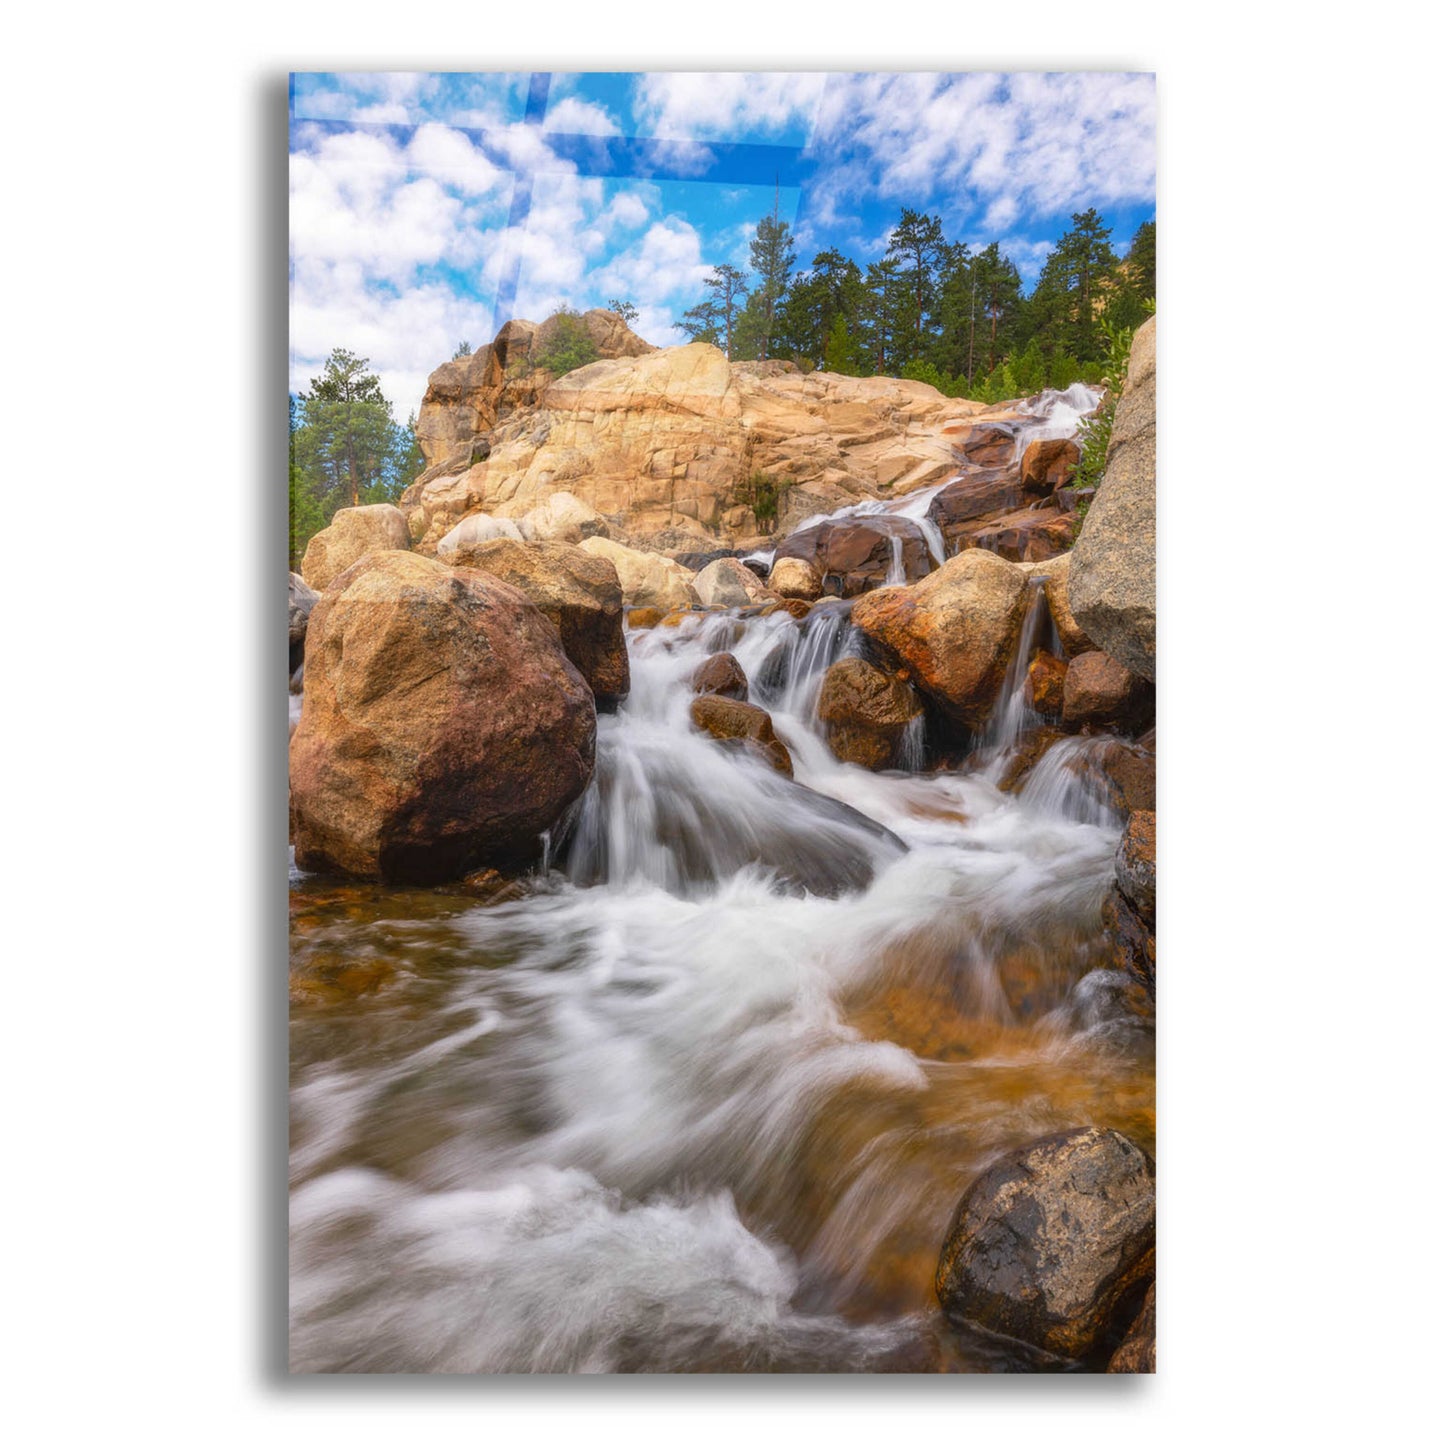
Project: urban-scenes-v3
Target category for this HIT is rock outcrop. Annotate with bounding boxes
[401,322,995,551]
[817,658,924,770]
[935,1127,1156,1361]
[299,504,411,590]
[1062,651,1153,733]
[578,536,699,613]
[851,550,1029,729]
[289,552,595,882]
[436,538,630,708]
[1069,316,1157,680]
[693,557,771,609]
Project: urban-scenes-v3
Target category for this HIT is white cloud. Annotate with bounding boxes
[592,218,711,309]
[631,72,827,142]
[405,124,506,197]
[543,95,621,136]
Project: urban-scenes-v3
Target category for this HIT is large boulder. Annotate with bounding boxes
[578,536,700,612]
[1069,317,1156,680]
[693,557,770,609]
[767,556,823,600]
[926,468,1024,535]
[851,549,1028,729]
[512,490,610,544]
[935,1127,1156,1361]
[691,652,749,702]
[299,504,410,590]
[289,552,595,882]
[816,658,924,770]
[688,695,793,776]
[1020,437,1080,495]
[1106,1282,1156,1373]
[1022,554,1092,658]
[437,538,629,708]
[288,572,319,674]
[1062,651,1152,733]
[775,514,934,597]
[961,507,1074,564]
[435,511,525,555]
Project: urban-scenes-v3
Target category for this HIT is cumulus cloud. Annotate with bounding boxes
[631,72,827,142]
[543,95,622,136]
[807,72,1155,228]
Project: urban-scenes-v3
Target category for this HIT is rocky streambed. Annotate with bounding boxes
[287,319,1159,1375]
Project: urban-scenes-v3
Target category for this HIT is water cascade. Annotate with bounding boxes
[289,577,1152,1374]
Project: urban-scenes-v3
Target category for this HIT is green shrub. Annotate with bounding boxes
[535,308,601,376]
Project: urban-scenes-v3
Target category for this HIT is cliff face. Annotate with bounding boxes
[401,316,994,550]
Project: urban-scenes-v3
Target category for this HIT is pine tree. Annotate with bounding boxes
[885,208,946,345]
[743,202,796,361]
[607,298,640,325]
[696,265,749,359]
[295,349,397,509]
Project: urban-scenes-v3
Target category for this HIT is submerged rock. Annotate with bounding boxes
[816,657,923,770]
[851,549,1028,728]
[438,537,630,708]
[935,1126,1156,1361]
[1069,316,1156,680]
[691,652,749,702]
[688,695,794,776]
[299,504,411,590]
[289,551,595,882]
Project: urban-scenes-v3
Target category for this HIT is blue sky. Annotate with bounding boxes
[289,72,1156,419]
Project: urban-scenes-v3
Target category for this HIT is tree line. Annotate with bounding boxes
[671,206,1155,402]
[289,350,425,567]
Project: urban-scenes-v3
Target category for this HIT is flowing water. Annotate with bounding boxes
[289,573,1152,1375]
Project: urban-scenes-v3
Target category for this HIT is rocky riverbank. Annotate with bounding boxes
[288,316,1159,1373]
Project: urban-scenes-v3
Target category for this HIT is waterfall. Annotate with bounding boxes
[975,577,1059,776]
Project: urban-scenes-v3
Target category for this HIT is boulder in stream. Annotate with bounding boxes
[816,657,923,770]
[688,695,793,776]
[851,548,1028,729]
[289,551,595,882]
[579,536,700,613]
[693,557,771,609]
[767,555,823,601]
[691,652,749,702]
[1062,651,1153,733]
[774,514,932,596]
[437,537,630,708]
[935,1126,1156,1361]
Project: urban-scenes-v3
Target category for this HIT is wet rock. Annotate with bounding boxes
[775,597,813,620]
[1022,554,1093,658]
[768,555,823,600]
[957,422,1018,467]
[579,536,700,613]
[1027,652,1068,718]
[1069,316,1156,680]
[817,657,923,770]
[299,503,411,590]
[775,515,933,597]
[1062,651,1153,733]
[626,606,665,629]
[438,537,629,708]
[925,468,1023,535]
[1097,741,1156,813]
[691,652,749,702]
[688,695,793,776]
[1020,437,1080,495]
[962,506,1075,564]
[935,1126,1156,1361]
[693,556,771,609]
[1106,1282,1156,1373]
[993,727,1068,794]
[851,549,1028,729]
[1115,810,1156,927]
[289,551,595,883]
[1104,886,1156,995]
[289,572,319,674]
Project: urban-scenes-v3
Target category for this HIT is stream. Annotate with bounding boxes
[289,592,1155,1373]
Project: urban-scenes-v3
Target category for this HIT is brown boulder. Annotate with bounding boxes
[962,506,1075,563]
[693,556,771,608]
[767,555,823,600]
[935,1127,1156,1361]
[925,468,1023,537]
[957,422,1018,467]
[1104,885,1156,995]
[1020,437,1080,495]
[816,657,924,770]
[438,538,629,708]
[289,552,595,882]
[1115,810,1157,926]
[1106,1282,1156,1373]
[851,549,1028,728]
[1022,554,1093,658]
[691,652,749,702]
[688,695,793,776]
[1027,652,1068,718]
[775,514,933,596]
[1062,651,1152,732]
[627,606,665,629]
[289,572,319,674]
[299,504,410,590]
